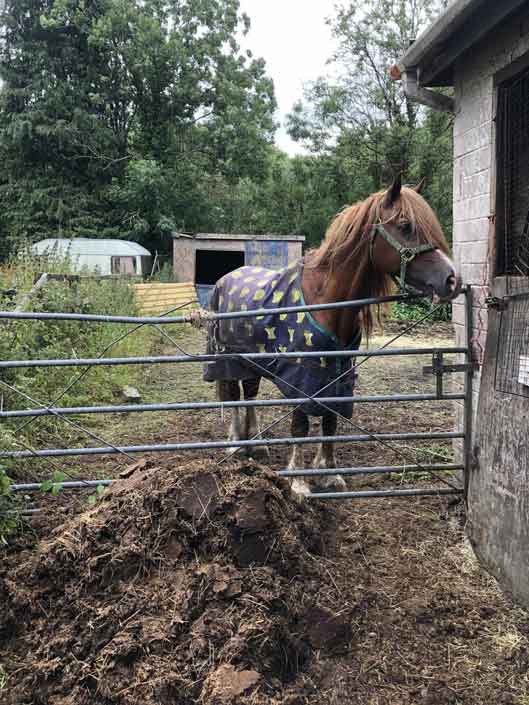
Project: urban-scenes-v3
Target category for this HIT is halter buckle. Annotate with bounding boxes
[400,248,416,263]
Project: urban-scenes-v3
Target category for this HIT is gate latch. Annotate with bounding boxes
[485,296,508,310]
[423,352,478,398]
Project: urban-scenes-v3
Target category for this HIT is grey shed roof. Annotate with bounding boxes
[31,238,151,257]
[398,0,528,86]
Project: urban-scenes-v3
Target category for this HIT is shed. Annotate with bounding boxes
[172,233,305,306]
[397,0,529,605]
[30,238,152,276]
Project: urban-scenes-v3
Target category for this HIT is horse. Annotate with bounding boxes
[203,176,461,495]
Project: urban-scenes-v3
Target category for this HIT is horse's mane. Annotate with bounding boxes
[306,187,449,339]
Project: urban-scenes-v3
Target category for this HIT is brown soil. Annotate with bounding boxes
[1,459,348,705]
[2,321,529,704]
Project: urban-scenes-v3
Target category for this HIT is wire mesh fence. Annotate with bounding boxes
[495,293,529,398]
[497,62,529,289]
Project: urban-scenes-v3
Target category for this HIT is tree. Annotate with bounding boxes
[286,0,453,239]
[0,0,276,256]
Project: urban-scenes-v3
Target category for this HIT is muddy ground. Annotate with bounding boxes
[2,320,529,704]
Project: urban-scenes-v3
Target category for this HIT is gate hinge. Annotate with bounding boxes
[485,296,508,311]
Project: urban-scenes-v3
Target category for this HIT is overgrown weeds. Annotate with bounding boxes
[0,262,154,490]
[392,298,451,322]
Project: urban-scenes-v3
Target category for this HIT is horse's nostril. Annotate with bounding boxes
[446,275,456,293]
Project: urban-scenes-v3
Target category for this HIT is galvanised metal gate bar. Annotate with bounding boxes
[0,347,468,370]
[0,292,430,325]
[0,393,466,419]
[1,287,474,501]
[0,431,464,460]
[9,464,464,493]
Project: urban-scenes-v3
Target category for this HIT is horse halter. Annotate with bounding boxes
[369,220,438,293]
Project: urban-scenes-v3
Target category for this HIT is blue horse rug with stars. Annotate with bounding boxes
[203,262,361,417]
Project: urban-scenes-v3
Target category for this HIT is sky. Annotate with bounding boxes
[238,0,338,155]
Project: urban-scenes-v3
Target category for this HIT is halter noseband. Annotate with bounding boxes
[369,219,438,293]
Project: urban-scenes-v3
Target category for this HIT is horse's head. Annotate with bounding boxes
[370,175,460,302]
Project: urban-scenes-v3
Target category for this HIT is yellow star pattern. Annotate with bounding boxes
[304,331,314,347]
[253,289,266,301]
[264,326,277,340]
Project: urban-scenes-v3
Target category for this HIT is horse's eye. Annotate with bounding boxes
[400,222,414,238]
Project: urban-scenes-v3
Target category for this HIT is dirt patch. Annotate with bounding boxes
[4,324,529,704]
[0,459,353,705]
[3,463,529,705]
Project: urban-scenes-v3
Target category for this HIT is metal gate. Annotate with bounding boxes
[1,288,474,511]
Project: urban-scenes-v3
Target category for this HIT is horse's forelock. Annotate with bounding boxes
[396,188,449,255]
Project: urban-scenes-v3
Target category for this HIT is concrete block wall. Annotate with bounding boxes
[451,6,529,436]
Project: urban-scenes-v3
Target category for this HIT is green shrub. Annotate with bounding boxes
[391,299,452,323]
[0,272,153,476]
[150,260,175,282]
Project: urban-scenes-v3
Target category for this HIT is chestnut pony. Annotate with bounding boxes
[211,176,460,495]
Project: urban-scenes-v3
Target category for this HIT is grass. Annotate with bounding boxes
[0,663,7,691]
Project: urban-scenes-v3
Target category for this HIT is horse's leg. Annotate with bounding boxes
[217,380,243,456]
[242,377,269,461]
[287,409,311,496]
[312,412,346,491]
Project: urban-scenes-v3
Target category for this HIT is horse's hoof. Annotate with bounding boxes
[225,446,246,459]
[247,446,271,463]
[313,474,347,493]
[290,478,312,497]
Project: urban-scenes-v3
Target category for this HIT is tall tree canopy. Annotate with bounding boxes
[286,0,453,243]
[0,0,276,256]
[0,0,454,260]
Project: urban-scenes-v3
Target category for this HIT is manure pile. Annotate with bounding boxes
[0,460,352,705]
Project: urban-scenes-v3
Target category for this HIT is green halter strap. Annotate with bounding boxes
[369,221,438,293]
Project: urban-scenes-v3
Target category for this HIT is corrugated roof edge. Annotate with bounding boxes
[30,238,151,256]
[172,232,306,242]
[398,0,527,87]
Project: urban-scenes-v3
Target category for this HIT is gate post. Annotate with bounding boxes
[463,285,474,500]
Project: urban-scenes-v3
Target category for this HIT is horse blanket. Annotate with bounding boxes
[203,262,361,417]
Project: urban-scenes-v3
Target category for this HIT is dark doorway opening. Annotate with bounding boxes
[195,249,245,285]
[495,61,529,278]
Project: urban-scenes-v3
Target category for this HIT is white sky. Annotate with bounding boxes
[238,0,338,155]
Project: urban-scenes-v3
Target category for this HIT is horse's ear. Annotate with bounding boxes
[383,173,402,207]
[414,177,427,194]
